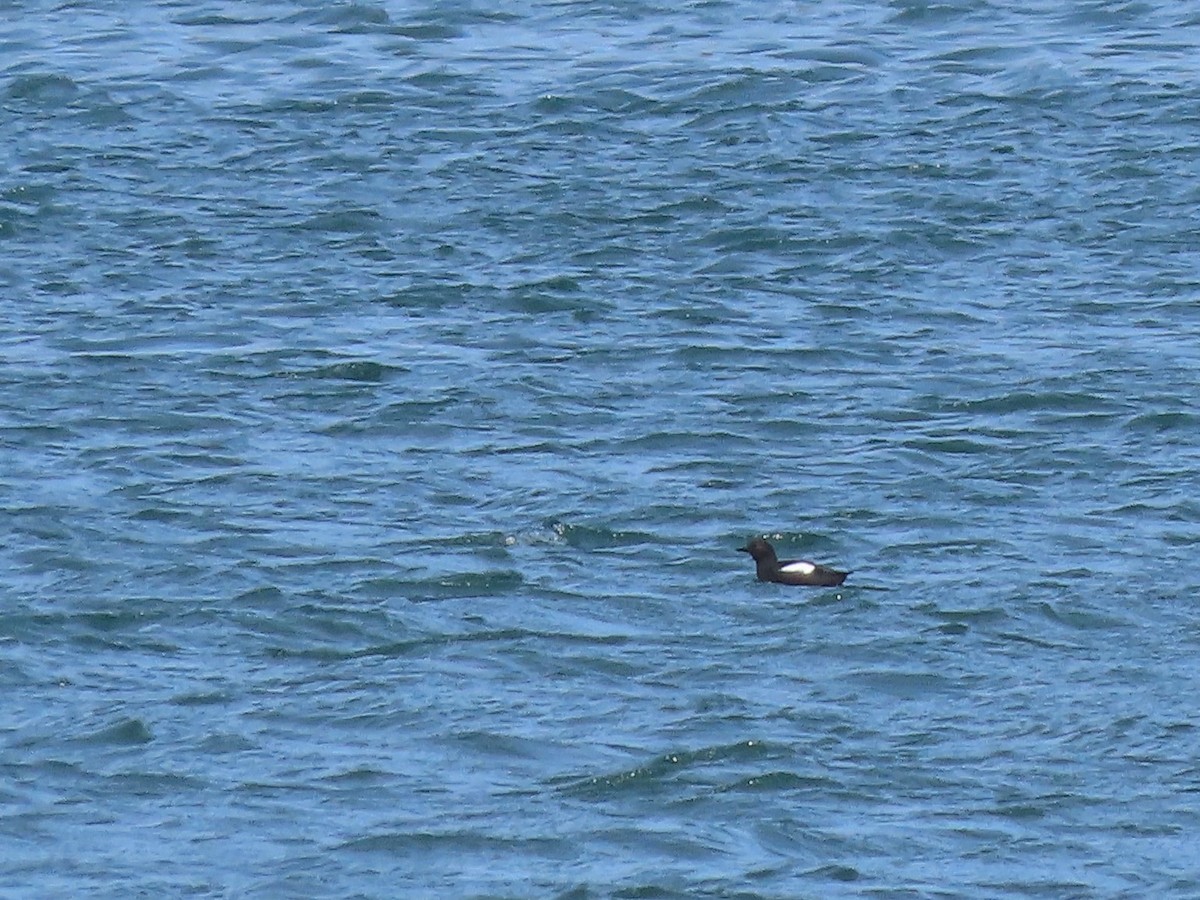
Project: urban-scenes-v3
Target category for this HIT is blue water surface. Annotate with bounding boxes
[3,1,1200,896]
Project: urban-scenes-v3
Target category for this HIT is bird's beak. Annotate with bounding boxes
[738,545,751,553]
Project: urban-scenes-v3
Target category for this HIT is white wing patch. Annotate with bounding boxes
[780,561,816,576]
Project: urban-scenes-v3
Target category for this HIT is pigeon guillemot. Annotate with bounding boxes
[739,537,849,587]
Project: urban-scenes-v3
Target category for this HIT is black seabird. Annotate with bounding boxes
[739,537,849,587]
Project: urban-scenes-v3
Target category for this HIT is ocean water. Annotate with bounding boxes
[4,0,1200,896]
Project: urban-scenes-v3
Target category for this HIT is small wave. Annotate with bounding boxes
[77,717,153,747]
[848,668,965,699]
[546,520,664,550]
[6,73,79,106]
[553,740,788,799]
[338,830,569,857]
[309,360,399,383]
[406,570,524,602]
[1125,410,1200,433]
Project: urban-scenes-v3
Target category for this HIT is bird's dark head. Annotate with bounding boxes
[738,537,777,561]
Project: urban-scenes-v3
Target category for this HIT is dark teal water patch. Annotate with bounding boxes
[547,521,667,550]
[78,718,154,747]
[555,740,792,800]
[720,770,837,794]
[404,569,524,602]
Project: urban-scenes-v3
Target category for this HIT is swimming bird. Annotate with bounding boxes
[739,537,849,586]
